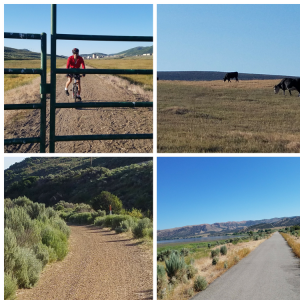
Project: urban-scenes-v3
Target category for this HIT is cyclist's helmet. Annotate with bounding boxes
[72,48,79,54]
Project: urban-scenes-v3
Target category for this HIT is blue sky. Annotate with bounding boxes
[158,5,300,76]
[4,157,26,170]
[158,157,300,230]
[4,4,153,56]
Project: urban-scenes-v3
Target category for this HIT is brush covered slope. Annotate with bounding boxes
[5,157,153,213]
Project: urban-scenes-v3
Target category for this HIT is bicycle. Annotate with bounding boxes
[72,74,82,102]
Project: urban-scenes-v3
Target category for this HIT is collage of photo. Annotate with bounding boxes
[3,3,300,300]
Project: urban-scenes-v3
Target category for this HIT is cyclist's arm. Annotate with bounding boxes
[66,57,71,69]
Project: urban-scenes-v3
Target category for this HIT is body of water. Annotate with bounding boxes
[157,235,245,245]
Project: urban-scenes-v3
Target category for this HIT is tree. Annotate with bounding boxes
[91,191,122,214]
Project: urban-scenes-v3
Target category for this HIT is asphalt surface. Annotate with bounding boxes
[192,232,300,300]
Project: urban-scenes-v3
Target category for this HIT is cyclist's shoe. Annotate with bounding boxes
[65,89,69,96]
[77,95,82,101]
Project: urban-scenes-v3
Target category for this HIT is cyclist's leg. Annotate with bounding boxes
[66,75,72,89]
[77,79,81,96]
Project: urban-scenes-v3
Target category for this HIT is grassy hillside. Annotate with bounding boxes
[114,46,153,56]
[5,157,153,213]
[4,46,66,60]
[158,80,300,153]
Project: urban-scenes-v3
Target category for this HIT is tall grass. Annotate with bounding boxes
[280,232,300,258]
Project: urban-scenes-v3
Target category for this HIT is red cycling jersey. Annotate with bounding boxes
[66,55,85,69]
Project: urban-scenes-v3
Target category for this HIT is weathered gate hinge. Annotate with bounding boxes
[40,84,51,94]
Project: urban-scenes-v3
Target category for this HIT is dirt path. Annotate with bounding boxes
[4,70,153,153]
[192,232,300,300]
[17,225,153,300]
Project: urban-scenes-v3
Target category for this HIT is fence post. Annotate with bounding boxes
[40,32,47,153]
[50,4,57,153]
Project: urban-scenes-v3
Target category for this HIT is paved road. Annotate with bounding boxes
[192,232,300,300]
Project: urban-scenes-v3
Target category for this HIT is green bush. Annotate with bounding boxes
[4,273,17,300]
[41,226,68,260]
[33,243,49,268]
[157,265,167,294]
[220,245,228,255]
[224,261,228,269]
[194,276,207,292]
[165,253,186,280]
[208,243,211,248]
[12,196,32,207]
[4,228,18,273]
[68,212,93,225]
[14,247,42,288]
[133,218,152,239]
[180,248,189,257]
[97,210,106,217]
[186,264,197,279]
[211,249,219,258]
[94,216,106,227]
[120,217,137,232]
[25,202,46,219]
[91,191,123,214]
[212,257,219,265]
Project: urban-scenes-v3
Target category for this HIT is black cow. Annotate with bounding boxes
[274,78,300,97]
[224,72,239,82]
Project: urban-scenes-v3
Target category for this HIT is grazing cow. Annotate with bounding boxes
[274,78,300,97]
[224,72,239,82]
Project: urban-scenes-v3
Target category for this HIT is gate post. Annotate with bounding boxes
[40,32,47,153]
[50,4,57,153]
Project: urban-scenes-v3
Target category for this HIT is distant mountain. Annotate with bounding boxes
[157,217,298,240]
[82,46,153,58]
[4,46,67,60]
[157,71,299,81]
[113,46,153,57]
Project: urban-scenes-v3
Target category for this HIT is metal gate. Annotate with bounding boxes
[4,4,153,153]
[4,32,47,153]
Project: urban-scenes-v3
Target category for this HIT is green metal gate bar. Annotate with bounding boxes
[4,32,47,153]
[50,4,153,153]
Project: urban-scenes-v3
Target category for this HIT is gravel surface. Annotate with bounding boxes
[4,71,153,153]
[192,232,300,300]
[17,225,153,300]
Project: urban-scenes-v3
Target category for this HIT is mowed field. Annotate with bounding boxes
[158,80,300,153]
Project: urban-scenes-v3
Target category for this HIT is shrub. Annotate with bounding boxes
[4,273,17,300]
[4,228,18,273]
[157,265,167,294]
[133,218,152,239]
[212,257,219,265]
[186,264,197,279]
[12,196,32,207]
[94,216,106,227]
[165,253,186,280]
[91,191,123,214]
[50,217,70,238]
[211,249,219,258]
[45,207,58,219]
[68,212,93,225]
[33,243,49,268]
[14,247,42,288]
[208,243,211,248]
[41,226,68,260]
[180,248,189,257]
[224,261,228,269]
[97,210,106,217]
[25,202,46,219]
[194,276,207,292]
[119,217,137,232]
[220,245,228,255]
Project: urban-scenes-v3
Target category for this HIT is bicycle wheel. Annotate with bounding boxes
[73,83,78,101]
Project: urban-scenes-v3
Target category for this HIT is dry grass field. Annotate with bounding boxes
[158,80,300,153]
[87,57,153,90]
[4,59,66,91]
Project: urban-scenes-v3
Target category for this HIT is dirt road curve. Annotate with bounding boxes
[192,232,300,300]
[17,225,153,300]
[4,71,152,153]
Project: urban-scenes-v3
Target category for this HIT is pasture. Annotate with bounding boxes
[158,80,300,153]
[87,56,153,90]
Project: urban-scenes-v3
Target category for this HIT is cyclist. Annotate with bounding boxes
[65,48,86,100]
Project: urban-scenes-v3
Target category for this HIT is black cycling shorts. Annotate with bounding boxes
[67,74,81,80]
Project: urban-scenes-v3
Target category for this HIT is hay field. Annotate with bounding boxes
[87,57,153,90]
[158,80,300,153]
[4,59,66,92]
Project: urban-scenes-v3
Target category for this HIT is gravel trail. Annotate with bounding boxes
[192,232,300,300]
[4,71,153,153]
[17,225,153,300]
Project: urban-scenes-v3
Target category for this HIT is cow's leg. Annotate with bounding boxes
[289,89,292,96]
